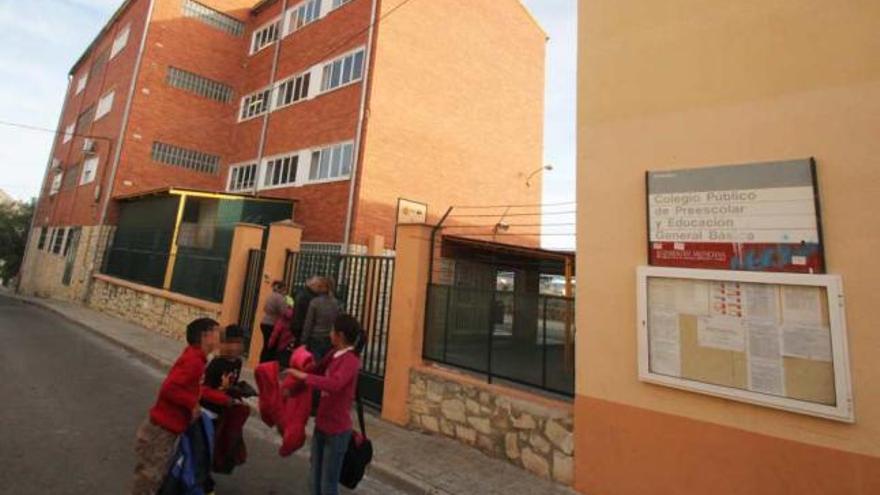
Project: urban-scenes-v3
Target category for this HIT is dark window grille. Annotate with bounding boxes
[151,141,220,174]
[166,67,233,103]
[182,0,244,36]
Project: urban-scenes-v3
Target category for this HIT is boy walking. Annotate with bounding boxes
[131,317,220,495]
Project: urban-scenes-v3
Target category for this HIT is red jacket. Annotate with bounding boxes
[306,349,361,435]
[149,345,207,434]
[255,346,314,457]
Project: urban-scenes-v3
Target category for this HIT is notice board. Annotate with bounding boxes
[637,266,853,422]
[646,159,825,273]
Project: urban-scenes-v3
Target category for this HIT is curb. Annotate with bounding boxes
[10,293,447,495]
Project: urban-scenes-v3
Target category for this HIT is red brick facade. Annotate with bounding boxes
[33,0,545,249]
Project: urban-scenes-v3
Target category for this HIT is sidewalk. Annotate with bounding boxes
[15,293,576,495]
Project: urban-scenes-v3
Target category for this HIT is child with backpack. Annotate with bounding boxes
[131,317,220,495]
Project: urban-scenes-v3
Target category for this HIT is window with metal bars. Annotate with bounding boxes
[240,88,271,120]
[166,67,233,103]
[286,0,322,34]
[182,0,244,36]
[90,50,110,81]
[320,49,365,92]
[251,20,280,54]
[75,106,95,135]
[151,142,220,174]
[37,228,47,250]
[264,154,299,188]
[52,228,66,255]
[227,163,257,192]
[275,72,310,108]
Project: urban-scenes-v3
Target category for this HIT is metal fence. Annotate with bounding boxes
[239,248,265,353]
[283,251,395,407]
[424,284,575,397]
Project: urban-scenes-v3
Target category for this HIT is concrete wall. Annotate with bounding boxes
[88,274,221,341]
[576,1,880,494]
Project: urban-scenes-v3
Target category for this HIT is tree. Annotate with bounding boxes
[0,199,35,284]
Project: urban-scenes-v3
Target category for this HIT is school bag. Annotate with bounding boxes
[339,384,373,489]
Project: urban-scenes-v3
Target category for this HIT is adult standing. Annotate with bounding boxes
[290,276,321,348]
[259,281,287,363]
[301,278,341,361]
[285,315,363,495]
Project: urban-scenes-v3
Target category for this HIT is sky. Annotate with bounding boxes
[0,0,576,248]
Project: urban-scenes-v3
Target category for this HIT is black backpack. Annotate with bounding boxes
[339,385,373,489]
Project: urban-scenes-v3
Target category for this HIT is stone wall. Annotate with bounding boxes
[408,366,574,485]
[88,275,221,341]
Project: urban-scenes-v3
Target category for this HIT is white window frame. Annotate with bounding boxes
[75,73,89,95]
[307,140,354,184]
[80,157,99,185]
[239,87,272,121]
[50,172,63,195]
[283,0,324,36]
[260,151,303,190]
[319,47,366,94]
[273,70,311,110]
[250,17,281,55]
[226,162,258,192]
[330,0,352,10]
[63,123,75,144]
[95,91,115,120]
[110,23,131,59]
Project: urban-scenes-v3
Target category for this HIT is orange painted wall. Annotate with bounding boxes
[356,0,546,247]
[576,1,880,493]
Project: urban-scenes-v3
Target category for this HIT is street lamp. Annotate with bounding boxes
[526,164,553,188]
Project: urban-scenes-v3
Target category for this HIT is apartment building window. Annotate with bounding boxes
[309,142,353,181]
[50,172,64,195]
[240,88,271,120]
[62,164,80,191]
[75,106,95,135]
[63,123,75,144]
[80,157,99,185]
[320,49,365,93]
[182,0,244,36]
[75,73,88,95]
[227,163,257,192]
[331,0,352,9]
[151,142,220,174]
[63,227,79,256]
[166,67,233,103]
[110,23,131,59]
[91,50,110,81]
[251,19,280,54]
[37,227,47,250]
[95,91,115,120]
[286,0,322,34]
[264,154,299,188]
[52,228,67,255]
[276,72,311,108]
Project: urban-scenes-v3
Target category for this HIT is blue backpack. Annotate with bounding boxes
[160,413,215,495]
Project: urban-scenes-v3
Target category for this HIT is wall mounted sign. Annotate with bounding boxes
[646,159,825,273]
[397,198,428,225]
[637,266,853,422]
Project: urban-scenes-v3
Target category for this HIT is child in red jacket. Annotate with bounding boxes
[131,317,220,495]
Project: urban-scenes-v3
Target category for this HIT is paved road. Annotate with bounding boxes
[0,296,404,494]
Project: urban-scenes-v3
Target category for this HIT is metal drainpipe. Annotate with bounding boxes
[16,75,74,293]
[85,0,157,300]
[251,0,289,198]
[341,0,379,255]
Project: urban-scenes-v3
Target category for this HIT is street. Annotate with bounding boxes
[0,296,404,494]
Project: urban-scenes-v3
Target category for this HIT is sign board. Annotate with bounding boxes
[637,266,853,422]
[647,159,825,273]
[397,198,427,225]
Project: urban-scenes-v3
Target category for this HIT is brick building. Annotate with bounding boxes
[19,0,546,302]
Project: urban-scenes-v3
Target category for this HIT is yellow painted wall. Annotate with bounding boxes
[578,0,880,458]
[356,0,546,245]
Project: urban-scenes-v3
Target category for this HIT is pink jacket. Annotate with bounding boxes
[268,307,295,351]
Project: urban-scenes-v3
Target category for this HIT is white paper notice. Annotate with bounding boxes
[710,282,743,318]
[781,286,822,324]
[648,279,677,309]
[747,320,781,360]
[697,316,746,351]
[675,280,710,316]
[748,358,785,396]
[743,284,780,322]
[782,324,833,362]
[649,308,681,377]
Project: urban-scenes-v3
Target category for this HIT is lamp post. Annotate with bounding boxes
[526,164,553,188]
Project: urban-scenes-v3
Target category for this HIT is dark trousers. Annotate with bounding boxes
[259,323,275,363]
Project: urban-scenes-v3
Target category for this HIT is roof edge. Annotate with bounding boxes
[69,0,137,76]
